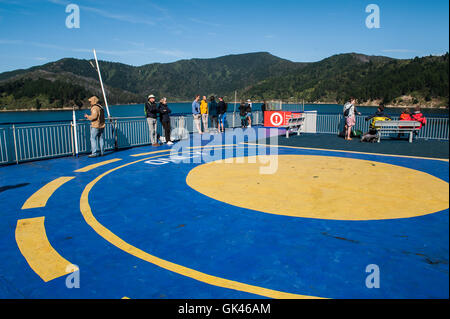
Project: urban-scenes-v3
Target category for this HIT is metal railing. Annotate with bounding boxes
[316,114,449,140]
[0,112,448,165]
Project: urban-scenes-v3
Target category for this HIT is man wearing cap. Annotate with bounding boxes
[145,94,160,146]
[84,96,105,158]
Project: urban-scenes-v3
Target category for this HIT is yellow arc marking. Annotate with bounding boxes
[75,158,123,173]
[22,177,75,209]
[79,153,324,299]
[15,217,77,282]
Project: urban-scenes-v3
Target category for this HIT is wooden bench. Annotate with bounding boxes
[284,114,305,138]
[373,121,421,143]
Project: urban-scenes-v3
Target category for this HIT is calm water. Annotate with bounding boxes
[0,103,447,124]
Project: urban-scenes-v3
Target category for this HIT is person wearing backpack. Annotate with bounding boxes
[343,97,360,140]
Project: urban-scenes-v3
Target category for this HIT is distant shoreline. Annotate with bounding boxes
[1,103,448,112]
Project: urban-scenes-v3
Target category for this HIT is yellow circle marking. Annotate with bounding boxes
[79,151,324,299]
[186,155,449,220]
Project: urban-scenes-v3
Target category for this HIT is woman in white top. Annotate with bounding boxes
[343,97,360,140]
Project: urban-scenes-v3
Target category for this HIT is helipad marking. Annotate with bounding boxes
[79,151,325,299]
[243,142,450,162]
[15,217,78,282]
[74,158,123,173]
[130,144,240,157]
[22,176,75,209]
[187,155,449,220]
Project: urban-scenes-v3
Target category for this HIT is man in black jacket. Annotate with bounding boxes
[145,94,159,146]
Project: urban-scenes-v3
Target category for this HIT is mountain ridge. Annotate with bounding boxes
[0,52,448,110]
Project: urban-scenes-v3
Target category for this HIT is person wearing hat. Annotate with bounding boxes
[145,94,160,146]
[84,96,105,158]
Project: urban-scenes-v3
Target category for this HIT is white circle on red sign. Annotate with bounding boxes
[270,112,283,126]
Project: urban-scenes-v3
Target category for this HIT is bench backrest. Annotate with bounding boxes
[374,121,421,129]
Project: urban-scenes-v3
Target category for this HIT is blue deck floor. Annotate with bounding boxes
[0,128,448,299]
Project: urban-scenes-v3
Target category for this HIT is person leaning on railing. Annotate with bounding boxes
[145,94,160,146]
[84,96,105,158]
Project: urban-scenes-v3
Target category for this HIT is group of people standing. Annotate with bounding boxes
[192,95,228,134]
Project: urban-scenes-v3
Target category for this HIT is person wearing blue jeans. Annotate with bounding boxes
[85,96,106,158]
[90,127,105,156]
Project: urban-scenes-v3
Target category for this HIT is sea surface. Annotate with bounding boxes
[0,103,448,124]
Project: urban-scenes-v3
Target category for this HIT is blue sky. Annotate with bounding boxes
[0,0,448,72]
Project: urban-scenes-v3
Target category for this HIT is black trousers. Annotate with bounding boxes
[162,121,171,142]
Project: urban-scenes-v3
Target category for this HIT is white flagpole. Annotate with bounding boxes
[72,107,79,157]
[93,49,111,118]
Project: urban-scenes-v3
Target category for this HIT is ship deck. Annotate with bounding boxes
[0,128,448,299]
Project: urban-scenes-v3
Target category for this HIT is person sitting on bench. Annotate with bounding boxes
[361,104,391,142]
[365,104,392,128]
[411,106,427,136]
[398,108,412,138]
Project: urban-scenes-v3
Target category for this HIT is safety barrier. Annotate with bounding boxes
[316,114,449,140]
[0,112,448,165]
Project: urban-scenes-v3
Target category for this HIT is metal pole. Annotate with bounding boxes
[232,90,237,128]
[93,49,111,119]
[72,108,79,157]
[12,124,18,164]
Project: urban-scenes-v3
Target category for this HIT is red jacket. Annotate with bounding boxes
[399,113,412,121]
[411,112,426,129]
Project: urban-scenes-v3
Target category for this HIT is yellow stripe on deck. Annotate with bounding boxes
[15,217,77,282]
[74,158,122,173]
[80,153,325,299]
[22,177,75,210]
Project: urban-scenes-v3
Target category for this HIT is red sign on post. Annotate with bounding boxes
[264,111,303,127]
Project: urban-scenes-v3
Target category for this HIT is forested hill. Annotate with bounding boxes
[0,52,448,110]
[243,53,449,108]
